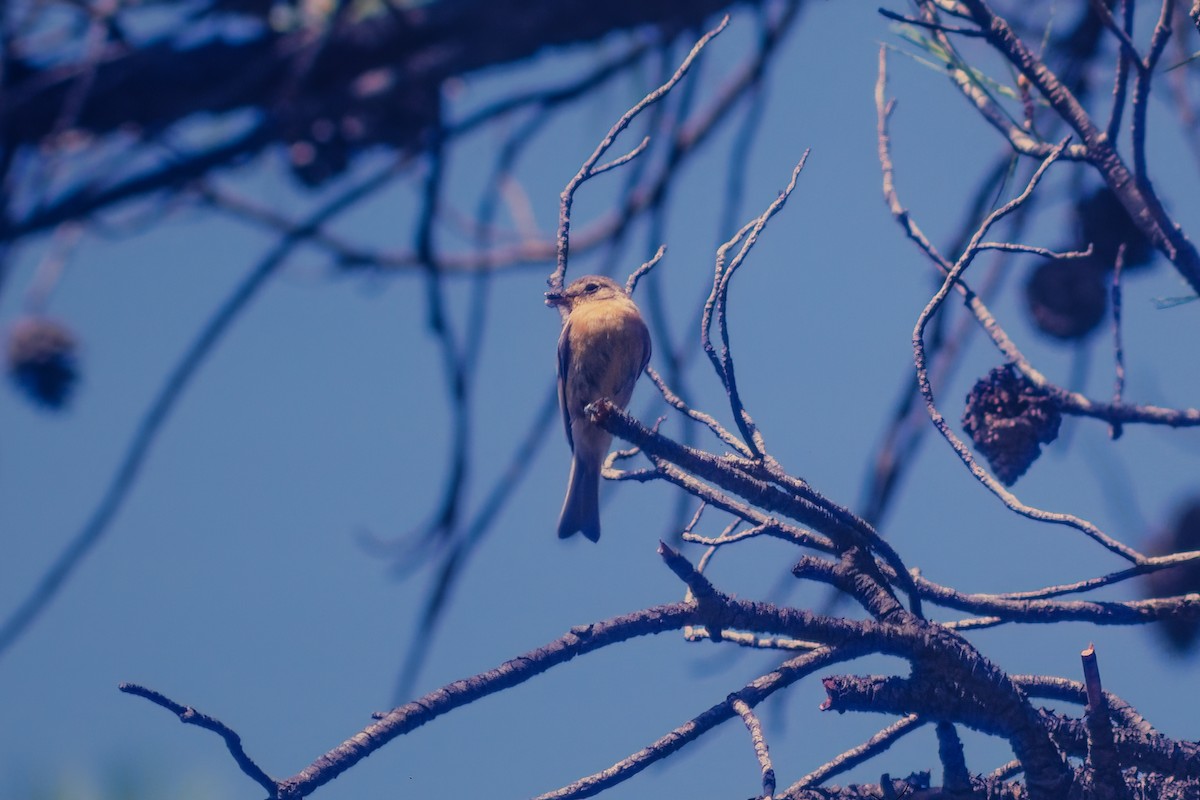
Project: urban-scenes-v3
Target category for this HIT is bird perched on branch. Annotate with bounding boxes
[545,275,651,542]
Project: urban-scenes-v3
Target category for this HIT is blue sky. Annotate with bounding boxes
[4,3,1200,798]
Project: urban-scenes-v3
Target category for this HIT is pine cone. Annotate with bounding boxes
[1025,257,1108,341]
[6,316,79,410]
[962,366,1061,486]
[1077,187,1154,271]
[1143,499,1200,654]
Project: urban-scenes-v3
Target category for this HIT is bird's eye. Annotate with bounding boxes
[584,282,599,293]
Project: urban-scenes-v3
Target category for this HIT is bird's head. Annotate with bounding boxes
[545,275,626,310]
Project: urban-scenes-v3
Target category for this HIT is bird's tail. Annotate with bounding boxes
[558,455,601,542]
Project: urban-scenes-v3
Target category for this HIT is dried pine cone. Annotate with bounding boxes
[6,316,79,410]
[962,366,1061,486]
[1077,187,1154,271]
[1025,257,1108,341]
[1143,499,1200,655]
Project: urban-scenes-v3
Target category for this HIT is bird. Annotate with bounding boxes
[545,275,651,542]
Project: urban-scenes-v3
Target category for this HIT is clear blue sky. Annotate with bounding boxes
[4,3,1200,798]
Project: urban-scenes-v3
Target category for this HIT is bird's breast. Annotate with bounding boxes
[563,301,648,410]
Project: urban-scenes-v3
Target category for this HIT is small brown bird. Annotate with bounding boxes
[545,275,651,542]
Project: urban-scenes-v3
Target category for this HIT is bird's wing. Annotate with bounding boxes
[557,320,574,452]
[638,315,652,375]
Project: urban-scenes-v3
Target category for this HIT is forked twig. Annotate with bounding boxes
[549,15,730,297]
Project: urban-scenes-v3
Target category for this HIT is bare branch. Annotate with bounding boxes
[1131,1,1177,184]
[702,152,810,457]
[1088,0,1143,64]
[973,242,1092,259]
[909,573,1200,625]
[1105,0,1135,143]
[683,520,774,547]
[119,683,276,795]
[593,402,920,614]
[625,244,667,295]
[532,647,850,800]
[648,367,755,457]
[591,135,652,178]
[876,48,953,272]
[943,549,1200,601]
[936,722,972,794]
[1017,674,1160,736]
[1080,644,1130,800]
[1111,244,1128,439]
[731,697,776,800]
[878,7,985,36]
[783,714,925,795]
[282,604,695,797]
[550,15,730,296]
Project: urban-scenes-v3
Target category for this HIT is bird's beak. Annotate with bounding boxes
[544,290,566,307]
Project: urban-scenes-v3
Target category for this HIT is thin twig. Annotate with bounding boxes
[683,521,773,547]
[625,244,667,295]
[119,683,276,795]
[22,223,83,313]
[652,458,837,553]
[647,367,754,457]
[908,572,1200,625]
[931,550,1200,601]
[1111,244,1127,439]
[973,241,1091,259]
[1016,674,1159,735]
[293,603,697,797]
[591,136,652,178]
[531,647,851,800]
[1105,0,1135,142]
[876,49,952,272]
[988,759,1024,781]
[635,39,706,540]
[409,129,472,556]
[549,15,729,295]
[878,7,986,36]
[703,153,810,457]
[684,627,823,650]
[943,615,1004,631]
[1089,0,1143,64]
[731,697,776,799]
[1132,0,1176,185]
[783,714,925,795]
